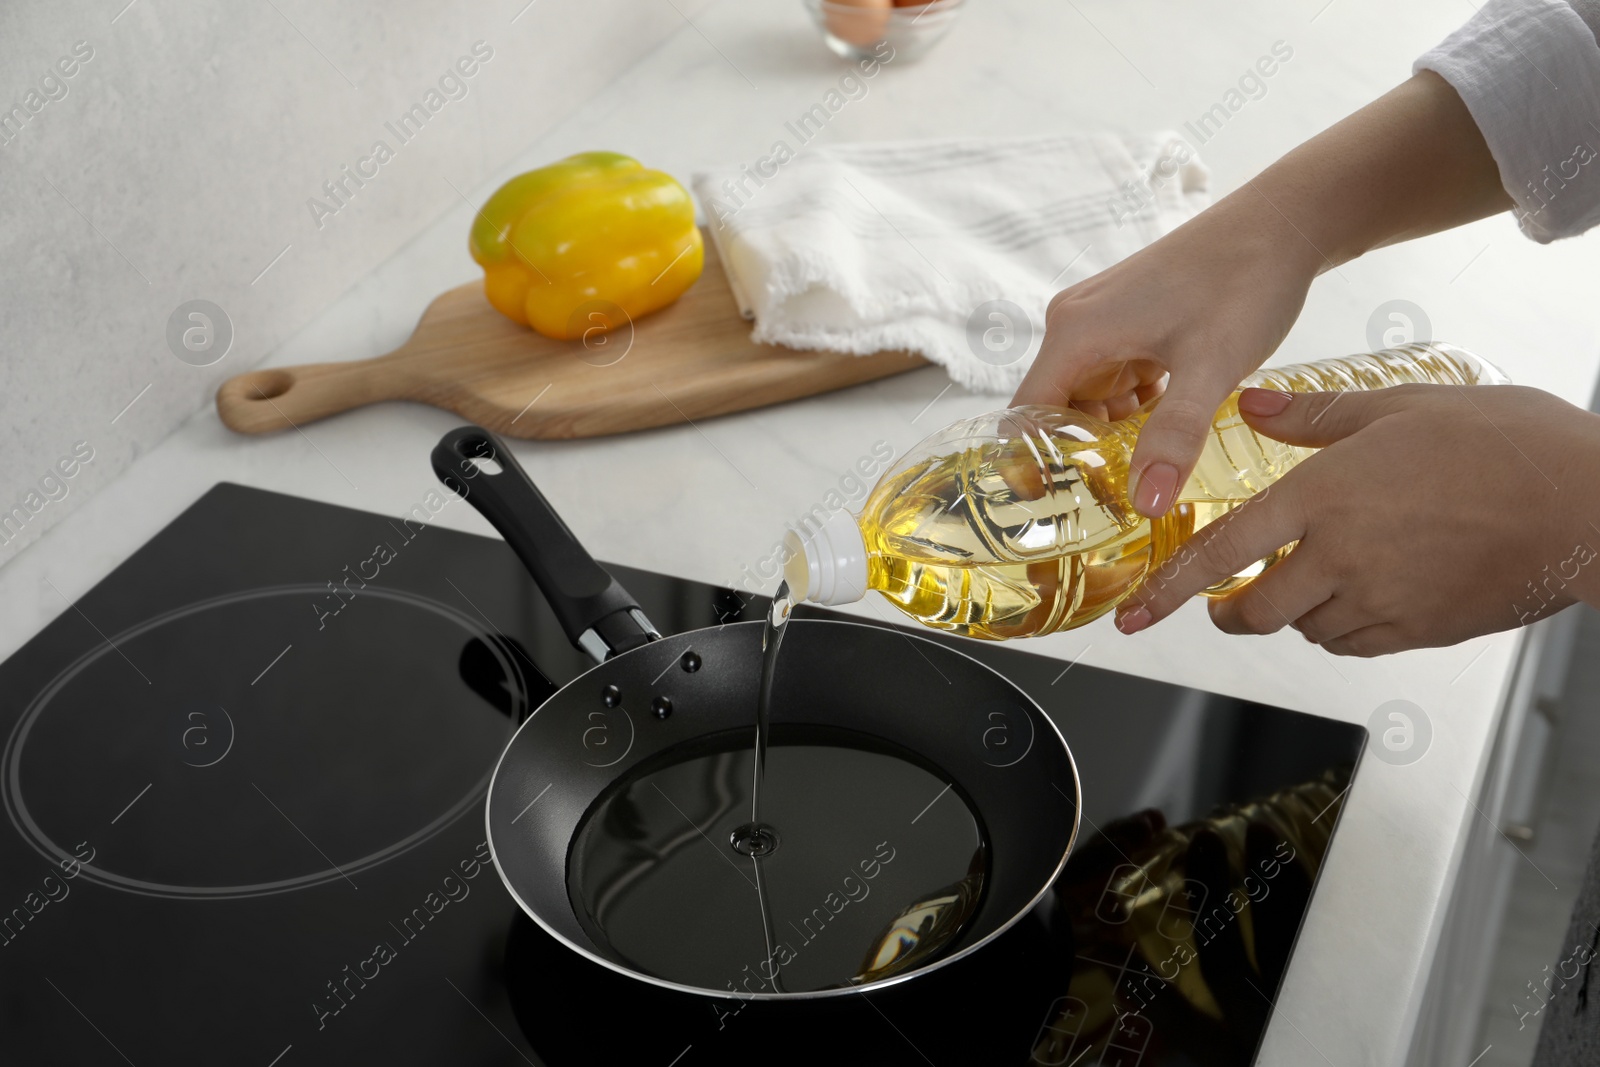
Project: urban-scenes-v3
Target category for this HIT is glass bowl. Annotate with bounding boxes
[802,0,966,64]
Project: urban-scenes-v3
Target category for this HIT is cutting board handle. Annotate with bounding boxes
[216,358,401,434]
[213,236,927,439]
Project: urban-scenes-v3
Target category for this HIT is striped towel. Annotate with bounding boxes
[692,132,1209,394]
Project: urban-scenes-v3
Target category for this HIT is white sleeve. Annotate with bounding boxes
[1414,0,1600,243]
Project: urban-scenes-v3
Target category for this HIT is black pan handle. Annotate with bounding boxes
[432,426,660,662]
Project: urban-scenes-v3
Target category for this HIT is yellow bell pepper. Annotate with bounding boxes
[469,151,704,340]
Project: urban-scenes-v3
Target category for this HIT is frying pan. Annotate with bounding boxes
[431,425,1081,1001]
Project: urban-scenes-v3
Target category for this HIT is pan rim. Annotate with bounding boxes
[484,615,1082,1002]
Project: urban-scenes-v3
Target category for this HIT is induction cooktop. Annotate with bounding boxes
[0,483,1364,1066]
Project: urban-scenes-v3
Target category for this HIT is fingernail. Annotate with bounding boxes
[1116,605,1152,634]
[1131,462,1178,517]
[1238,388,1293,416]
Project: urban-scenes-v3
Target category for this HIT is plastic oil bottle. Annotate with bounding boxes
[782,342,1508,640]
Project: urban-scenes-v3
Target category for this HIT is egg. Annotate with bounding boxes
[825,0,892,46]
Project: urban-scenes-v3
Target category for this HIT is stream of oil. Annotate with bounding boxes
[566,584,990,993]
[725,583,792,986]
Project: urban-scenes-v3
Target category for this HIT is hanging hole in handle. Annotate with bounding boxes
[246,370,293,401]
[440,430,503,498]
[452,432,497,462]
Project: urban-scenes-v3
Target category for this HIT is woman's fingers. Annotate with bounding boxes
[1127,370,1242,518]
[1117,482,1308,632]
[1321,623,1407,658]
[1238,386,1399,446]
[1013,346,1165,408]
[1009,322,1102,407]
[1098,390,1143,421]
[1206,545,1337,636]
[1120,389,1401,637]
[1290,595,1369,645]
[1134,375,1169,406]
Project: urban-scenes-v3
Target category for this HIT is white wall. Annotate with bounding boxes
[0,0,706,563]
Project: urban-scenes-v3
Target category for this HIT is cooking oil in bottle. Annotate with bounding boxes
[783,342,1507,640]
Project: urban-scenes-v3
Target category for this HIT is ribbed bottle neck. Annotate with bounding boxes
[1242,342,1507,392]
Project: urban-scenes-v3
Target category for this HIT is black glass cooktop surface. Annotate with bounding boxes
[0,483,1364,1066]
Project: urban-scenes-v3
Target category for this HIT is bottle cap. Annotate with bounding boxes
[783,510,868,606]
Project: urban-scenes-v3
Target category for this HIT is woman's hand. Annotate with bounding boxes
[1012,71,1511,520]
[1115,384,1600,657]
[1011,193,1321,517]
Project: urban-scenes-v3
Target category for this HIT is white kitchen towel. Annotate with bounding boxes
[692,132,1210,394]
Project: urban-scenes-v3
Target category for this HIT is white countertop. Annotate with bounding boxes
[8,0,1600,1062]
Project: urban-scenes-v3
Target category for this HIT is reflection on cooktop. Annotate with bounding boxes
[0,484,1364,1066]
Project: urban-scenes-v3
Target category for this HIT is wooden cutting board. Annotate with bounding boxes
[216,230,927,439]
